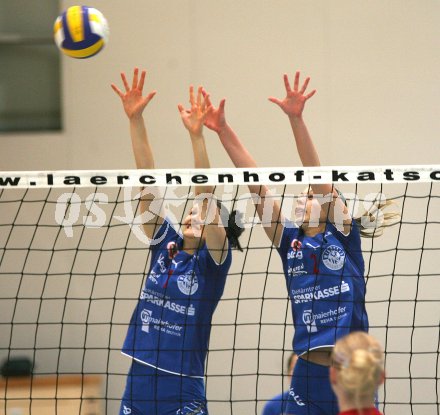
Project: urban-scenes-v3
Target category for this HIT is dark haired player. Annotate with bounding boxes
[112,69,243,415]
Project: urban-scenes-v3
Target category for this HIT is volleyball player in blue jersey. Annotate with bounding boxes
[112,68,243,415]
[202,72,396,415]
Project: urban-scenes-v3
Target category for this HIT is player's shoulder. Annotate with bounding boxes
[154,217,181,244]
[198,240,232,272]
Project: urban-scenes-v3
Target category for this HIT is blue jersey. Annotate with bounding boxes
[262,391,290,415]
[122,218,231,378]
[277,220,368,355]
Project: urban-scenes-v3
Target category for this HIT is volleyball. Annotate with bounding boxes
[53,5,109,59]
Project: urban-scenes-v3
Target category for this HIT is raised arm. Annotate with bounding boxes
[203,92,284,247]
[269,71,350,232]
[111,67,163,239]
[268,73,321,174]
[178,86,229,263]
[178,86,212,195]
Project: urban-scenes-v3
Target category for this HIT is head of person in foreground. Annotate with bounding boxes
[330,331,385,414]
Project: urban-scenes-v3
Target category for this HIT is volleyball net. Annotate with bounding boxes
[0,165,439,415]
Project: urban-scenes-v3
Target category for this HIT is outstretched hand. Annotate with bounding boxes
[202,89,227,134]
[269,71,316,118]
[178,86,207,137]
[111,67,156,120]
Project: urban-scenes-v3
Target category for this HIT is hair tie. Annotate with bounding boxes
[217,201,244,251]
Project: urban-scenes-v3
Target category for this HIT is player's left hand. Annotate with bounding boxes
[202,90,228,134]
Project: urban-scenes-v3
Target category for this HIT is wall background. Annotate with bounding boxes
[1,1,439,414]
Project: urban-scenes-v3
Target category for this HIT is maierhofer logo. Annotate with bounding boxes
[322,245,346,270]
[292,281,350,304]
[302,309,318,333]
[177,273,199,295]
[303,306,348,332]
[140,309,153,333]
[139,309,183,336]
[313,306,347,323]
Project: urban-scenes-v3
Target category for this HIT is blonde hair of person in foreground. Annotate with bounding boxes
[330,332,385,415]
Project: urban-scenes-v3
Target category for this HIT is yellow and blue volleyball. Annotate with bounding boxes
[54,6,109,59]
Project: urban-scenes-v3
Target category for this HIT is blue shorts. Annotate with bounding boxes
[285,357,338,415]
[120,360,207,415]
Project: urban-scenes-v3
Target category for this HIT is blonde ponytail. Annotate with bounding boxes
[332,332,384,414]
[354,197,401,238]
